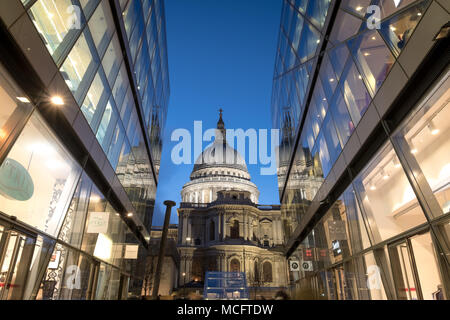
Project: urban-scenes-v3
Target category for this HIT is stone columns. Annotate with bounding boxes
[214,215,219,241]
[222,214,226,239]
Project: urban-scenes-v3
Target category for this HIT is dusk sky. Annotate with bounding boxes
[152,0,283,226]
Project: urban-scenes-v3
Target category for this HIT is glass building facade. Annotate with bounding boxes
[0,0,169,299]
[272,0,450,299]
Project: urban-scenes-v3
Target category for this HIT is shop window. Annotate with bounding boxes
[0,113,81,237]
[409,232,444,300]
[353,142,427,244]
[362,251,388,300]
[393,73,450,218]
[58,172,92,249]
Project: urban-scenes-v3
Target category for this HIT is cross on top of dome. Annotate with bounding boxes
[217,107,225,129]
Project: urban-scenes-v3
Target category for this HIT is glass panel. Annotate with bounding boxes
[96,100,119,152]
[393,73,450,218]
[340,59,371,125]
[348,30,395,97]
[297,22,321,63]
[80,71,109,130]
[389,241,419,299]
[58,172,92,248]
[343,186,371,252]
[102,34,123,88]
[60,31,97,100]
[95,263,112,300]
[354,143,427,244]
[329,89,354,147]
[306,0,330,29]
[363,251,388,299]
[328,9,362,45]
[410,232,444,300]
[377,0,417,19]
[322,113,341,164]
[0,113,81,237]
[328,43,349,82]
[341,0,371,18]
[28,0,85,62]
[379,0,429,57]
[319,54,338,101]
[87,0,115,57]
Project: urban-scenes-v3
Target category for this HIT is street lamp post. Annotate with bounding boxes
[183,237,191,298]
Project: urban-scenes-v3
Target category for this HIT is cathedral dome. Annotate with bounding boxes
[181,110,259,204]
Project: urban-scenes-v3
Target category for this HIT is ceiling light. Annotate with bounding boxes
[364,52,370,56]
[393,158,401,168]
[329,78,335,82]
[355,6,363,11]
[50,96,64,105]
[371,36,376,40]
[17,97,30,103]
[358,75,362,79]
[370,184,376,191]
[428,121,439,135]
[127,212,133,217]
[417,12,422,16]
[390,27,397,32]
[0,129,6,139]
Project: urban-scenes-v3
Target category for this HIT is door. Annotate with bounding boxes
[0,223,36,300]
[388,240,421,300]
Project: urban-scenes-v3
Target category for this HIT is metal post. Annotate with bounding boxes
[152,200,176,299]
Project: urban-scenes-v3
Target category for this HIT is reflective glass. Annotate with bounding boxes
[340,60,371,125]
[28,0,85,63]
[330,90,354,147]
[60,31,97,101]
[328,10,362,45]
[80,71,109,130]
[88,0,115,57]
[348,30,395,97]
[297,22,321,63]
[306,0,331,29]
[328,43,349,82]
[379,0,429,57]
[322,113,341,164]
[102,33,123,88]
[96,100,119,153]
[319,54,338,100]
[377,0,417,19]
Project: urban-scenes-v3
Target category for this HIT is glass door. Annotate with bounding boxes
[0,223,36,300]
[388,240,420,300]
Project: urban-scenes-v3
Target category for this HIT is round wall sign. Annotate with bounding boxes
[0,158,34,201]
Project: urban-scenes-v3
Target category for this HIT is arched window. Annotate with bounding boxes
[254,261,259,282]
[210,220,215,241]
[230,259,240,272]
[230,220,239,239]
[263,262,272,282]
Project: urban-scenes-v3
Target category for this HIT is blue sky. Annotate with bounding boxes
[152,0,283,226]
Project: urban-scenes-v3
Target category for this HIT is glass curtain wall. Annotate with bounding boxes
[23,0,162,229]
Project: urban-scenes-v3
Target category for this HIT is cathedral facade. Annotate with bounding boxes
[177,112,289,296]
